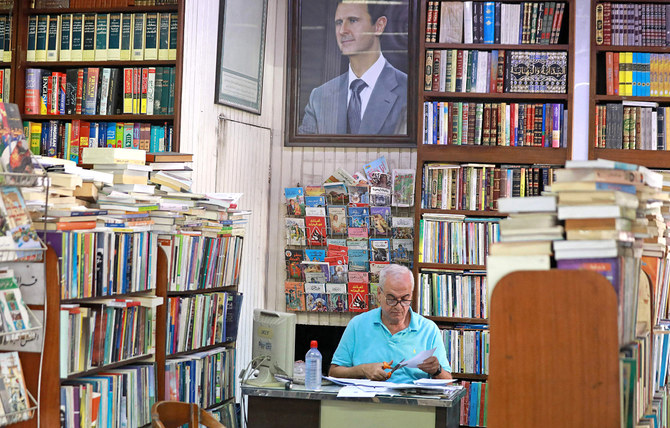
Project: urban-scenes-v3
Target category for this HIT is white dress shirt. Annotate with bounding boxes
[347,54,387,119]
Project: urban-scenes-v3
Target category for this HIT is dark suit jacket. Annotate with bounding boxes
[298,62,407,135]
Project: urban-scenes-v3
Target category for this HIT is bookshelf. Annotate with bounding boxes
[588,0,670,167]
[414,2,575,425]
[6,0,185,156]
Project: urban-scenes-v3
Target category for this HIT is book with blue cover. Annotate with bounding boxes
[348,206,369,228]
[284,187,305,216]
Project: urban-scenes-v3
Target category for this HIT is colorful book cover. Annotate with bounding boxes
[305,196,326,207]
[348,283,369,312]
[348,206,370,228]
[556,257,621,297]
[327,206,347,236]
[392,169,416,207]
[327,244,348,257]
[368,171,391,189]
[323,182,348,205]
[326,283,348,312]
[352,171,368,185]
[0,352,30,421]
[305,283,328,311]
[327,238,347,247]
[370,206,391,237]
[363,156,389,179]
[285,281,305,311]
[392,217,415,239]
[284,187,305,216]
[285,218,306,246]
[328,263,348,284]
[347,227,368,239]
[304,185,325,196]
[369,283,380,309]
[284,249,304,280]
[348,249,369,272]
[0,187,41,260]
[304,249,326,262]
[301,261,329,283]
[305,207,326,217]
[370,238,391,262]
[392,239,414,265]
[348,271,368,283]
[348,185,369,205]
[369,186,391,206]
[0,104,35,184]
[324,168,356,186]
[370,261,390,283]
[305,216,327,246]
[347,239,369,250]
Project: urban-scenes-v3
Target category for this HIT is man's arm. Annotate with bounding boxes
[329,363,390,381]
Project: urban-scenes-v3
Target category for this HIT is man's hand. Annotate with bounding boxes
[360,362,391,381]
[417,356,441,376]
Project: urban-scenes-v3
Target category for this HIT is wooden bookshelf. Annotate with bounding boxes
[413,3,574,425]
[587,0,670,164]
[10,0,185,152]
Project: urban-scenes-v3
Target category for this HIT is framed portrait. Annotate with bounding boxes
[285,0,418,147]
[215,0,269,114]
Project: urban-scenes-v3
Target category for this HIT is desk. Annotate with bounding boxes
[242,384,465,428]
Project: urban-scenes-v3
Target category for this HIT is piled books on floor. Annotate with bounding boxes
[487,158,670,428]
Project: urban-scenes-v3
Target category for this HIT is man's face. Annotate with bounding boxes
[378,272,413,325]
[334,3,385,56]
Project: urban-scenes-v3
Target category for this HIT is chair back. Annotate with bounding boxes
[151,401,226,428]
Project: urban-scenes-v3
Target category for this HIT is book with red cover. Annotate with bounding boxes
[305,216,327,246]
[347,282,369,312]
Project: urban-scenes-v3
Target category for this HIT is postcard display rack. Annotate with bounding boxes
[0,168,51,428]
[283,165,417,318]
[415,1,574,426]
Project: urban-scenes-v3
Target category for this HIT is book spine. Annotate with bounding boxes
[60,14,72,62]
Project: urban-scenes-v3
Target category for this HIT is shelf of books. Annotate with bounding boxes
[283,157,416,318]
[416,2,574,425]
[485,160,670,427]
[8,0,185,161]
[588,1,670,167]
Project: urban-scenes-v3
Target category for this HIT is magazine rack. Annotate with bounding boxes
[0,389,38,427]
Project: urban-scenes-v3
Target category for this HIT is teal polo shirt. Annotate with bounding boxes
[331,308,451,384]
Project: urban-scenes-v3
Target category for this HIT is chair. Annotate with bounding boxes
[151,401,226,428]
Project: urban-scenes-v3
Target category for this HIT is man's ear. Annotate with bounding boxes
[374,16,387,35]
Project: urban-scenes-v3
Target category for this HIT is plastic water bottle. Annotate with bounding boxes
[305,340,322,390]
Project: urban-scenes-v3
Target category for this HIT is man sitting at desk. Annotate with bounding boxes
[329,264,452,383]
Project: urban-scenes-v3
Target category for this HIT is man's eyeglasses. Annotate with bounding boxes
[385,296,412,307]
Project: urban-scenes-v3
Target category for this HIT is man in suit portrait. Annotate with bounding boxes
[298,0,407,135]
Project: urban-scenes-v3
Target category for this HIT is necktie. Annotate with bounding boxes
[347,79,368,134]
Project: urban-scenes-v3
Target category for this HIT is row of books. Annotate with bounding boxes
[422,101,567,148]
[0,15,12,63]
[460,381,488,428]
[25,67,176,116]
[26,120,174,159]
[33,0,179,7]
[166,234,243,292]
[593,102,668,151]
[602,52,670,97]
[421,163,556,210]
[417,271,488,319]
[0,68,9,102]
[286,245,411,280]
[285,281,373,313]
[59,297,161,377]
[443,326,490,375]
[165,347,235,409]
[60,363,156,428]
[166,292,242,355]
[419,215,500,265]
[427,1,565,45]
[425,49,567,94]
[27,12,178,62]
[595,3,670,47]
[45,230,159,300]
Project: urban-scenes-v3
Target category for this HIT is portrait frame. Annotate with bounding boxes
[285,0,418,147]
[214,0,269,114]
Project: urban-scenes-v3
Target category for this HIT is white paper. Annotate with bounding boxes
[403,347,436,368]
[413,378,458,386]
[337,385,380,398]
